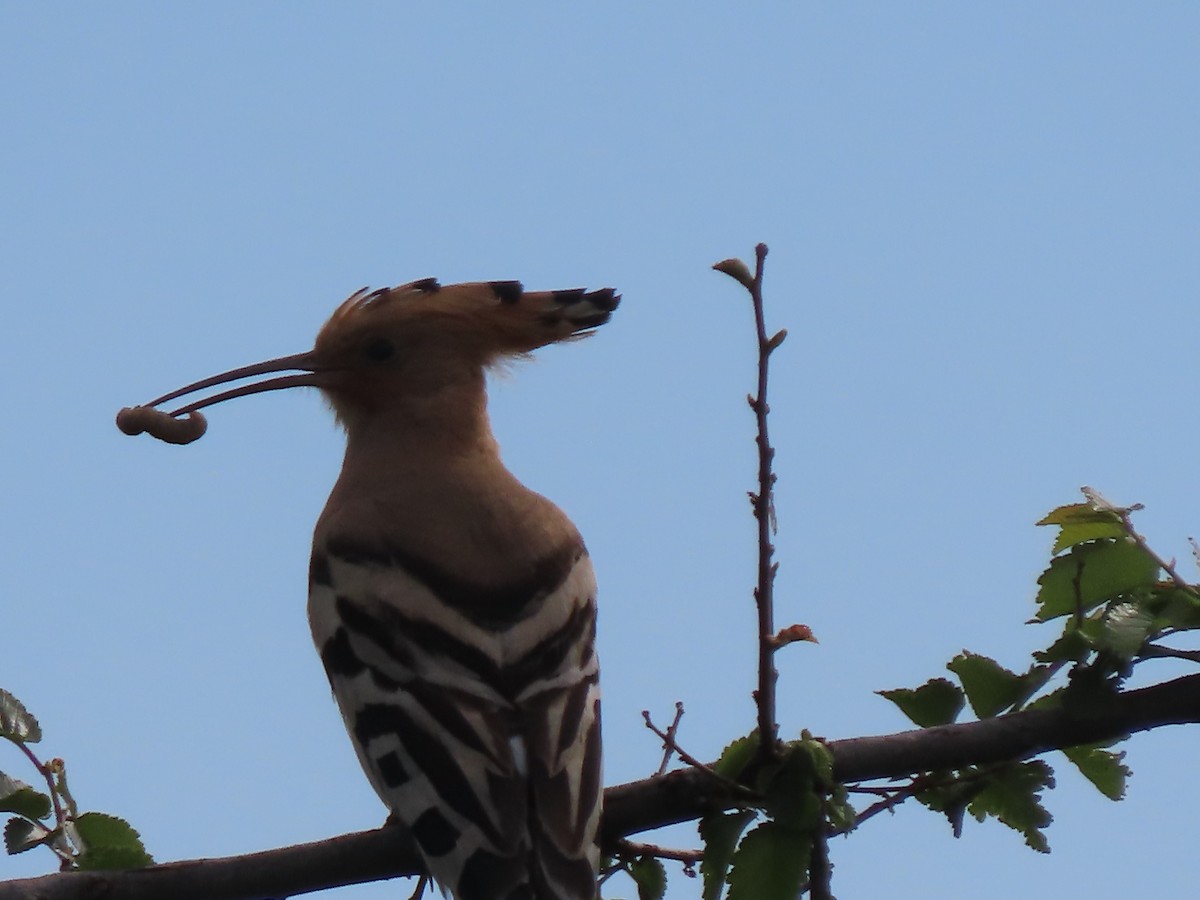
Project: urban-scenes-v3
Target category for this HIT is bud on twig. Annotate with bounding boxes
[712,258,755,290]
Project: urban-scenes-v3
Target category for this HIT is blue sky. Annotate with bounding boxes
[4,4,1198,898]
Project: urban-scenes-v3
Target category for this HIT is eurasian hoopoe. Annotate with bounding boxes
[118,279,619,900]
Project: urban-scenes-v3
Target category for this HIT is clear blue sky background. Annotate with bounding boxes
[4,5,1198,898]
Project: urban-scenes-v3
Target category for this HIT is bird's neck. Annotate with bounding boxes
[318,378,578,580]
[337,378,507,486]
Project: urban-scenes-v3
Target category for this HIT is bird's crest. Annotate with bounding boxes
[316,278,620,365]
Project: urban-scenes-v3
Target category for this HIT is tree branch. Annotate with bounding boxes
[8,672,1200,900]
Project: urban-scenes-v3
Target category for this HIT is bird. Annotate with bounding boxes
[118,278,619,899]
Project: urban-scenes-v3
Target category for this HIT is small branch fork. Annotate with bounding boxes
[641,706,752,796]
[644,702,686,776]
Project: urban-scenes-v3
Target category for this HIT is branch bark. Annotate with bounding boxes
[7,672,1200,900]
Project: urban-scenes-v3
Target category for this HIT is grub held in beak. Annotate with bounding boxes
[116,350,325,445]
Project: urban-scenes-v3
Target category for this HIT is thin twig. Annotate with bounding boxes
[1121,512,1197,594]
[745,242,781,763]
[14,742,64,827]
[1140,644,1200,664]
[616,839,705,866]
[843,789,917,832]
[406,874,429,900]
[641,710,725,783]
[654,702,686,775]
[1083,486,1198,594]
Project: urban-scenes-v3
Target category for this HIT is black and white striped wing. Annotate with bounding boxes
[308,542,601,900]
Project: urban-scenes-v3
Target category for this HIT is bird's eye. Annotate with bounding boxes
[365,338,395,362]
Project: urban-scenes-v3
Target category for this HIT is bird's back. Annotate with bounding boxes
[308,468,602,900]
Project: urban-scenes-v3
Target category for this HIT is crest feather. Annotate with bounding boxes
[316,279,619,360]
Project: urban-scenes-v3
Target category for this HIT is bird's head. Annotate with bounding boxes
[117,278,619,443]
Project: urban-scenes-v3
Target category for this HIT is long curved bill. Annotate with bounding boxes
[117,350,325,444]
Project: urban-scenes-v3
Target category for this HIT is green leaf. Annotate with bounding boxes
[1036,503,1125,553]
[1096,601,1155,660]
[713,732,759,781]
[1051,522,1127,554]
[826,784,857,833]
[726,822,810,900]
[0,690,41,744]
[796,731,834,787]
[73,812,153,870]
[946,653,1026,719]
[0,773,52,821]
[699,810,757,900]
[1145,586,1200,631]
[4,817,53,855]
[1036,503,1119,527]
[879,678,964,727]
[1062,744,1129,801]
[915,772,987,838]
[758,746,819,831]
[1033,628,1091,664]
[1034,540,1160,622]
[967,761,1055,853]
[1025,686,1067,712]
[629,855,667,900]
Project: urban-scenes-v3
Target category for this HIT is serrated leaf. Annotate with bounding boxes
[0,690,42,744]
[1145,586,1200,631]
[4,817,52,855]
[1037,503,1125,553]
[726,822,810,900]
[1096,601,1155,660]
[1033,628,1092,664]
[796,731,834,787]
[73,812,153,870]
[713,732,759,781]
[1034,540,1160,622]
[629,855,667,900]
[1025,685,1067,712]
[1036,503,1123,528]
[758,746,819,831]
[1062,743,1129,801]
[915,772,986,838]
[826,784,856,833]
[0,777,52,821]
[1051,521,1127,554]
[699,809,757,900]
[879,678,964,727]
[967,761,1055,853]
[947,653,1028,718]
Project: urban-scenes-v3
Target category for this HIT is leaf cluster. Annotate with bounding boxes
[877,494,1200,852]
[693,732,852,900]
[0,688,151,871]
